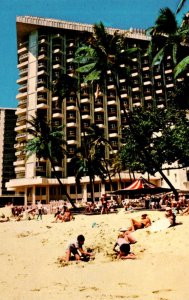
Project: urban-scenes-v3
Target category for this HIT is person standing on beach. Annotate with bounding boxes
[36,202,43,220]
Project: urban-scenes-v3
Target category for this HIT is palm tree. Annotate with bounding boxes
[25,112,76,208]
[75,22,137,102]
[70,123,111,201]
[147,7,189,78]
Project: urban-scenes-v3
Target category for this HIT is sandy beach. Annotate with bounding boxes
[0,207,189,300]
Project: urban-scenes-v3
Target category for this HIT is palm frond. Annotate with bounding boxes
[174,55,189,78]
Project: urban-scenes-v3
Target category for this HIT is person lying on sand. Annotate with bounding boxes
[117,243,136,260]
[59,234,94,262]
[129,214,152,231]
[0,215,10,223]
[53,208,74,222]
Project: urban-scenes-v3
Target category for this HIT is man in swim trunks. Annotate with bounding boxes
[129,213,152,231]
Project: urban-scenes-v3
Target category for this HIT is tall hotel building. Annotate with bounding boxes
[6,16,189,205]
[0,108,16,196]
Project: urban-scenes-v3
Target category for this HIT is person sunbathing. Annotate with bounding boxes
[61,208,74,222]
[129,213,152,231]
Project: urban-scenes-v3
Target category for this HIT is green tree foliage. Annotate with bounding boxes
[119,105,189,176]
[147,7,189,78]
[70,124,111,201]
[25,113,76,208]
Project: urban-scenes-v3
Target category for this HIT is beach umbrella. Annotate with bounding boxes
[110,177,171,195]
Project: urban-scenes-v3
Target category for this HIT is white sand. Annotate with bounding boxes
[0,207,188,300]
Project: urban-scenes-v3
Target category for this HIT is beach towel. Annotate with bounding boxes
[149,218,171,232]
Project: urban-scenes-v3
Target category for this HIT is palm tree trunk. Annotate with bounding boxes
[49,156,77,208]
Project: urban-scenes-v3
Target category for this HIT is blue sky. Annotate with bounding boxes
[0,0,188,108]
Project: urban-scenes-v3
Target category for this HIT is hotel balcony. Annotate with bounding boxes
[143,81,152,86]
[18,99,27,108]
[53,56,61,64]
[67,57,74,63]
[38,54,48,61]
[107,84,116,90]
[67,140,77,145]
[18,84,27,93]
[15,166,25,173]
[15,107,27,115]
[16,172,25,178]
[37,72,49,79]
[38,62,47,71]
[107,92,116,99]
[142,66,150,71]
[37,94,47,102]
[52,112,63,119]
[81,114,91,120]
[38,35,48,44]
[94,99,103,107]
[15,132,27,142]
[133,102,141,107]
[15,124,27,132]
[53,48,63,55]
[107,100,117,106]
[37,86,48,93]
[19,68,28,76]
[120,93,128,99]
[53,63,63,70]
[67,41,75,48]
[109,133,119,138]
[17,60,28,69]
[94,107,104,113]
[19,53,28,63]
[132,87,140,92]
[80,98,90,104]
[67,122,77,127]
[108,116,118,121]
[18,41,28,55]
[14,142,26,150]
[166,83,174,89]
[36,103,49,110]
[17,76,27,84]
[165,69,172,74]
[38,45,48,53]
[13,159,25,166]
[156,89,163,94]
[66,105,77,111]
[131,72,139,77]
[144,95,152,101]
[16,116,26,126]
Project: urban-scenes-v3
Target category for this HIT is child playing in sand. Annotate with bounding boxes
[118,243,136,260]
[113,228,136,259]
[60,234,94,262]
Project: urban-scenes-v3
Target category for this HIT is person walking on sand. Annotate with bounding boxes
[36,201,43,220]
[59,234,94,262]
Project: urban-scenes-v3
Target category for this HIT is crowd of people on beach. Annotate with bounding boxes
[1,192,189,264]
